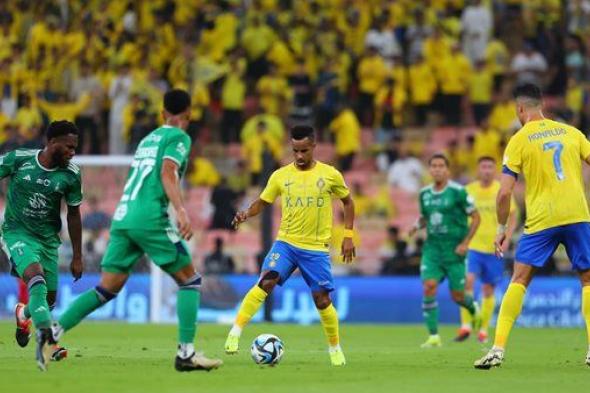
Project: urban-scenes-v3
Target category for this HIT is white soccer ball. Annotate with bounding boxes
[250,334,285,365]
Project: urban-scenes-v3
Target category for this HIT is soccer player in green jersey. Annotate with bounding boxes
[409,154,482,348]
[50,89,222,372]
[2,121,83,370]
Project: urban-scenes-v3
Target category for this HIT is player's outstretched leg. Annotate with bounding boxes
[313,292,345,366]
[172,266,222,371]
[421,280,441,348]
[225,271,277,354]
[474,282,526,369]
[19,265,55,371]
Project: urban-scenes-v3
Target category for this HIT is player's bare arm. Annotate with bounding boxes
[409,216,426,237]
[340,194,355,264]
[456,210,480,256]
[502,208,518,252]
[67,204,83,281]
[495,173,517,257]
[232,198,270,229]
[161,158,192,240]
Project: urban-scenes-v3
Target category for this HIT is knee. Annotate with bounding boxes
[423,282,437,297]
[312,293,331,310]
[94,286,117,305]
[257,271,279,293]
[482,284,495,298]
[451,291,465,303]
[178,273,202,291]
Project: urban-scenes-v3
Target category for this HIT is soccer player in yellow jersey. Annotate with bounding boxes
[455,157,518,343]
[224,125,355,366]
[475,83,590,369]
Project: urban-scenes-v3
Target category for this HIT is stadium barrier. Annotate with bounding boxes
[0,274,585,327]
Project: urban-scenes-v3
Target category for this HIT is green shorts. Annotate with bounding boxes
[1,231,59,291]
[421,240,467,291]
[101,227,192,275]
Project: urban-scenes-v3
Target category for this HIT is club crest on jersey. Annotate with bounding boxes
[316,177,325,191]
[29,192,49,209]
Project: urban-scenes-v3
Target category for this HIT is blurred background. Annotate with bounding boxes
[0,0,586,325]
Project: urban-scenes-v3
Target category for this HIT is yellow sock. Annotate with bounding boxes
[494,283,526,349]
[582,286,590,344]
[235,286,268,328]
[460,291,473,328]
[481,295,496,332]
[318,303,340,347]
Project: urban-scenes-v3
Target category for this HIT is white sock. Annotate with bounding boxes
[178,343,195,359]
[329,344,342,353]
[229,324,242,337]
[461,323,471,330]
[491,345,504,353]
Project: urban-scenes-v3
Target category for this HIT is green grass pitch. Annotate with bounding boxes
[0,322,589,393]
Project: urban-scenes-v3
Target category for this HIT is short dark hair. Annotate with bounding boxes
[164,89,191,115]
[513,83,542,101]
[46,120,79,140]
[428,153,450,166]
[478,156,496,164]
[290,125,315,141]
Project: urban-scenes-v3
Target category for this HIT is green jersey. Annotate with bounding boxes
[419,181,475,243]
[112,125,191,229]
[0,149,82,246]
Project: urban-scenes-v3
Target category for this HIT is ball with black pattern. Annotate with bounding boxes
[250,334,285,365]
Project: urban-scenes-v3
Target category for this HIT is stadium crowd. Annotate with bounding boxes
[0,0,586,276]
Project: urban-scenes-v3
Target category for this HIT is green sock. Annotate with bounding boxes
[24,305,31,319]
[58,289,103,331]
[458,294,477,315]
[177,289,200,343]
[29,283,51,329]
[422,296,439,335]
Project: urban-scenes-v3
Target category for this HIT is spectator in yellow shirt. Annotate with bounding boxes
[438,43,472,125]
[473,120,502,164]
[242,119,283,185]
[329,105,361,172]
[241,17,276,80]
[256,65,291,116]
[220,56,246,145]
[356,46,389,126]
[488,88,517,135]
[484,33,510,93]
[38,92,91,123]
[14,94,43,140]
[188,156,221,187]
[374,77,406,145]
[408,54,437,126]
[469,59,494,126]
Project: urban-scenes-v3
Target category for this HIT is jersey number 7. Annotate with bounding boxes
[543,141,565,181]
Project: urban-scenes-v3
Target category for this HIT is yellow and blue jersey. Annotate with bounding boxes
[260,161,350,251]
[502,119,590,234]
[466,180,517,254]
